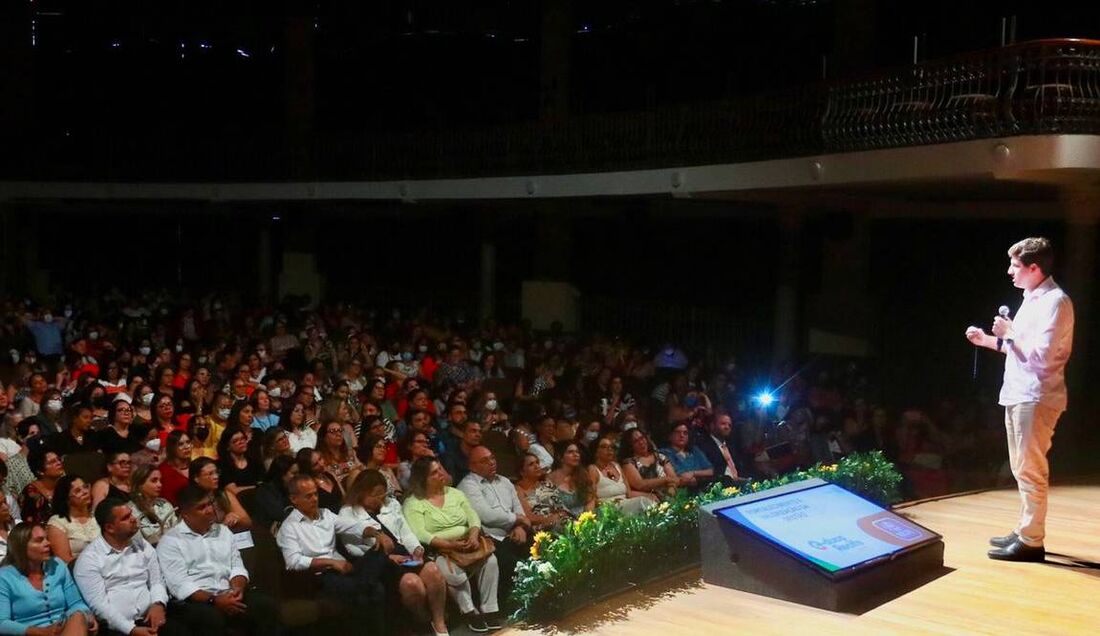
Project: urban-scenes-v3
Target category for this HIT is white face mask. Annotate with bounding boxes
[64,308,73,318]
[42,313,53,323]
[622,421,638,432]
[141,393,154,406]
[197,356,208,365]
[175,344,184,353]
[145,438,162,452]
[139,346,152,356]
[46,399,63,413]
[9,350,19,364]
[485,399,498,411]
[584,430,599,443]
[269,387,282,398]
[89,331,99,341]
[418,345,428,353]
[218,407,231,419]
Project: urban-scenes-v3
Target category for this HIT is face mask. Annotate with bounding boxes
[584,430,599,443]
[313,388,323,403]
[269,387,282,398]
[64,308,73,318]
[9,350,19,364]
[493,341,505,351]
[418,345,428,353]
[145,438,162,452]
[218,407,231,419]
[141,393,154,406]
[42,313,53,323]
[139,346,151,356]
[46,399,63,413]
[402,352,413,361]
[89,331,99,340]
[197,356,207,365]
[622,421,638,432]
[485,399,498,411]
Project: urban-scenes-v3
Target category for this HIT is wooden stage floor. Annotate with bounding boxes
[503,481,1100,635]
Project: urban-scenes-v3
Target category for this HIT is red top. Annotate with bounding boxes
[158,461,190,505]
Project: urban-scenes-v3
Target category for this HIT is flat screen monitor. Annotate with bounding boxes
[714,482,940,579]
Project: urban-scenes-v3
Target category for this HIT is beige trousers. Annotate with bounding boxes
[1004,402,1061,546]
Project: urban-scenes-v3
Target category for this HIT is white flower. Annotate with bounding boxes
[536,561,557,578]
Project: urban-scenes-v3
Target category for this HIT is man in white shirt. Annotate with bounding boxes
[276,474,389,633]
[156,485,278,635]
[74,498,179,636]
[458,445,531,604]
[966,237,1074,562]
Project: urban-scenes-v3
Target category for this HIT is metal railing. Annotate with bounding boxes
[6,39,1100,181]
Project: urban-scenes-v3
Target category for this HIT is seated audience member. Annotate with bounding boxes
[92,451,133,509]
[295,449,344,514]
[157,431,193,505]
[515,453,574,532]
[529,416,557,471]
[129,465,179,546]
[73,498,179,636]
[0,522,96,634]
[0,496,15,561]
[215,429,263,494]
[276,474,387,634]
[0,463,23,525]
[18,450,65,525]
[620,428,678,500]
[260,428,293,472]
[549,441,596,517]
[47,476,100,564]
[659,422,716,492]
[156,485,278,636]
[280,401,315,454]
[358,434,403,499]
[251,455,298,528]
[49,404,99,456]
[98,399,148,456]
[189,458,251,532]
[458,446,531,603]
[441,420,482,485]
[396,431,437,493]
[191,393,231,460]
[340,470,449,636]
[402,458,502,633]
[692,411,743,482]
[316,420,362,487]
[588,433,654,515]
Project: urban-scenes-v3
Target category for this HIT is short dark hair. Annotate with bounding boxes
[94,497,131,529]
[1008,237,1054,275]
[287,473,315,496]
[176,484,209,511]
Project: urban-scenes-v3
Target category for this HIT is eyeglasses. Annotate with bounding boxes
[112,460,133,467]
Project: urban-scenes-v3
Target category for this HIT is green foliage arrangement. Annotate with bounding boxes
[510,451,902,622]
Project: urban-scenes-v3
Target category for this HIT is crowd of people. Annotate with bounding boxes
[0,290,1003,635]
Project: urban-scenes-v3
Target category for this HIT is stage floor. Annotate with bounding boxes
[503,481,1100,635]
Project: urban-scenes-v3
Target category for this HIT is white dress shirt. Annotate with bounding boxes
[74,535,169,635]
[287,427,317,454]
[156,521,249,601]
[276,508,368,571]
[529,443,554,471]
[457,472,525,541]
[1000,276,1075,413]
[338,499,419,558]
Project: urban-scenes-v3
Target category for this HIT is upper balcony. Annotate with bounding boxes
[4,38,1100,185]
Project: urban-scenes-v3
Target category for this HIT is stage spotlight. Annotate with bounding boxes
[755,391,775,407]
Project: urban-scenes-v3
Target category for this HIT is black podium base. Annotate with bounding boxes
[699,481,946,613]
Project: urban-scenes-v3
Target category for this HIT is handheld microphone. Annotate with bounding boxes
[998,305,1011,319]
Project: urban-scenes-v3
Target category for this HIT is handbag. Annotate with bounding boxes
[439,534,496,568]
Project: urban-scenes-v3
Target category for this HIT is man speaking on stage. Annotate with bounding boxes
[964,237,1074,563]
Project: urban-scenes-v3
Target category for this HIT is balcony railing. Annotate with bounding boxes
[6,38,1100,181]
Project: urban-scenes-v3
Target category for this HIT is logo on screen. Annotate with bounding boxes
[871,518,922,541]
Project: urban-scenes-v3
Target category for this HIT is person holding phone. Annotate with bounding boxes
[342,470,449,636]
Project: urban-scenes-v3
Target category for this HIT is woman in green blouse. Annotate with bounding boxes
[402,458,502,633]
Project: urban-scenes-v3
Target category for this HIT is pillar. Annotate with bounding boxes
[480,241,496,322]
[772,210,801,372]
